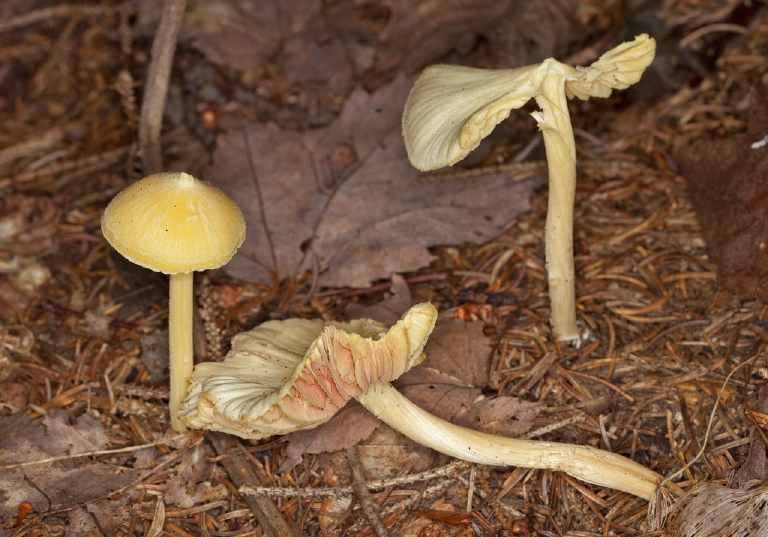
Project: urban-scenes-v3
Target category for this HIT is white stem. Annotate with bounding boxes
[169,272,194,432]
[357,382,662,501]
[533,64,579,342]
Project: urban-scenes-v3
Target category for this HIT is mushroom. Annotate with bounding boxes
[402,35,656,342]
[102,172,246,431]
[180,303,668,500]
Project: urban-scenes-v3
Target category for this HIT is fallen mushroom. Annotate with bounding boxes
[179,304,434,437]
[180,303,666,501]
[402,35,656,342]
[102,172,246,431]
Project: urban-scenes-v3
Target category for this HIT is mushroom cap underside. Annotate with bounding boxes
[179,302,439,439]
[101,172,246,274]
[402,34,656,172]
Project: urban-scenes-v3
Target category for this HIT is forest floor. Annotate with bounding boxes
[1,1,768,536]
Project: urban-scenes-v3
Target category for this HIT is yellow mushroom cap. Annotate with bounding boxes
[101,172,246,274]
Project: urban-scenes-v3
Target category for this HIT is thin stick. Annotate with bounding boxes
[346,445,390,537]
[0,4,112,33]
[138,0,187,174]
[240,460,466,498]
[0,435,189,470]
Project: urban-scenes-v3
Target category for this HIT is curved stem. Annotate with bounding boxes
[532,63,579,342]
[357,382,663,501]
[169,272,194,432]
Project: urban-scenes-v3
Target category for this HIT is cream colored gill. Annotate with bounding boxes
[403,63,548,171]
[402,35,656,173]
[179,303,438,438]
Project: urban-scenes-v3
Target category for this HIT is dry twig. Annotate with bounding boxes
[346,445,390,537]
[209,433,301,537]
[138,0,187,174]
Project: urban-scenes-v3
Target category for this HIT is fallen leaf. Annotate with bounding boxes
[677,96,768,302]
[328,0,592,90]
[164,443,228,508]
[181,0,318,73]
[63,507,102,537]
[397,317,543,436]
[736,384,768,486]
[399,499,463,537]
[0,410,138,524]
[345,274,414,326]
[281,402,381,472]
[208,76,543,288]
[356,424,434,479]
[455,397,544,438]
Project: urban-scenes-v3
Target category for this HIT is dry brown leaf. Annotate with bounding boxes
[678,96,768,302]
[398,317,543,436]
[455,397,544,438]
[345,274,414,326]
[179,0,318,73]
[208,76,543,288]
[356,425,435,479]
[0,409,138,523]
[328,0,598,89]
[281,402,381,471]
[164,443,227,508]
[736,384,768,486]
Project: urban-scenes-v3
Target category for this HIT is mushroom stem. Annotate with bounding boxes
[169,272,194,432]
[532,62,579,342]
[357,381,662,501]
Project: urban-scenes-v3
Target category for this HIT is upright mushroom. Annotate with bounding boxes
[402,35,656,342]
[179,303,669,501]
[102,172,246,431]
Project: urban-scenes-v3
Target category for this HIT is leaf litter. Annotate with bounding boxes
[2,0,768,535]
[397,317,544,438]
[206,76,544,288]
[0,409,138,531]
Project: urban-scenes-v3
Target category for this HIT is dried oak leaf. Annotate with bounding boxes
[0,409,137,524]
[281,402,381,471]
[397,317,544,437]
[170,0,318,73]
[677,97,768,302]
[345,273,413,326]
[164,443,228,508]
[328,0,598,90]
[207,76,543,288]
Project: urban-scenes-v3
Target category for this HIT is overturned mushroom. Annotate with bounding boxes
[180,303,666,500]
[402,35,656,342]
